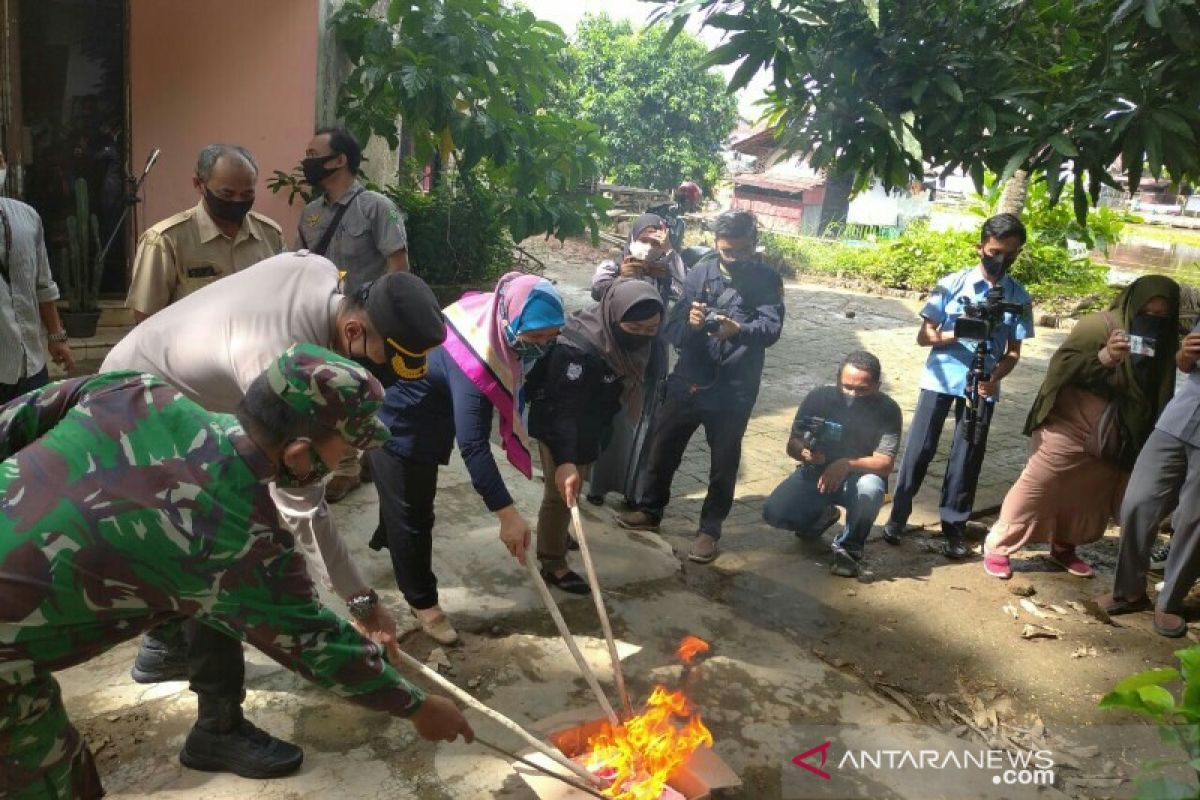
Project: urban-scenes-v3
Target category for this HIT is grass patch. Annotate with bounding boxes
[1123,223,1200,249]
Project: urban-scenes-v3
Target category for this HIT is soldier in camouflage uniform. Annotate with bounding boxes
[0,344,473,799]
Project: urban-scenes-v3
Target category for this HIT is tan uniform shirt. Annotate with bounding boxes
[298,180,407,293]
[125,201,284,316]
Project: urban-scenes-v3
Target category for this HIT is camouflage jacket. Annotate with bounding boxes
[0,372,424,715]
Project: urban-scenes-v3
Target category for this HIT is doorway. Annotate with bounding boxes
[3,0,128,295]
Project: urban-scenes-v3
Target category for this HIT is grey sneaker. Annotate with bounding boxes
[688,533,720,564]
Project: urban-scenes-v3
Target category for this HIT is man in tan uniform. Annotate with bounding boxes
[126,144,283,322]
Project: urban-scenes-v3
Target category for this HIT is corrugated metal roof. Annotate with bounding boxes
[733,173,825,195]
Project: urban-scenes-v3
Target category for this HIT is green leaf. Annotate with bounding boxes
[1138,685,1177,714]
[1177,647,1200,685]
[729,54,765,94]
[999,148,1030,183]
[911,78,929,105]
[1113,667,1181,695]
[1144,0,1163,28]
[1048,134,1078,157]
[1133,776,1198,800]
[1045,151,1064,205]
[934,74,963,104]
[706,12,749,31]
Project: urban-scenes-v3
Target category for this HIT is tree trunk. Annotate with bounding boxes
[998,169,1030,216]
[818,172,854,236]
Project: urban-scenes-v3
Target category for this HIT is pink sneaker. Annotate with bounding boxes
[1048,546,1094,578]
[983,553,1012,580]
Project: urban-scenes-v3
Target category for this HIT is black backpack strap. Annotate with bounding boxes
[312,187,364,256]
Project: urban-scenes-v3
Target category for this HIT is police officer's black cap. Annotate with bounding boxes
[364,273,446,379]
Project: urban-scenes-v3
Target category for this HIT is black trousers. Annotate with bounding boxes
[635,383,753,539]
[144,618,244,700]
[887,388,991,533]
[369,448,441,609]
[0,366,48,405]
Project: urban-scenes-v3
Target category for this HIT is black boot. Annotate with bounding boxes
[179,694,304,779]
[130,627,189,683]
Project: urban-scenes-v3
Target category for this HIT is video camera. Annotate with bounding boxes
[953,286,1031,341]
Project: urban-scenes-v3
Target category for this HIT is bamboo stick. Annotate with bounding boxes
[570,505,632,717]
[524,548,620,726]
[475,736,608,800]
[385,642,605,788]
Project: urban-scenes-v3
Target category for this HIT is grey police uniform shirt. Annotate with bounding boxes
[1155,319,1200,447]
[297,180,408,293]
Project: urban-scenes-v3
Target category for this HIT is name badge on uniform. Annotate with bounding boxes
[186,265,219,279]
[566,363,583,381]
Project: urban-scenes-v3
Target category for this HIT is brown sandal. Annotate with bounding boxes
[1095,592,1151,616]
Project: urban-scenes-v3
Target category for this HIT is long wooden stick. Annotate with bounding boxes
[570,505,632,717]
[385,642,605,787]
[475,736,608,800]
[524,548,620,726]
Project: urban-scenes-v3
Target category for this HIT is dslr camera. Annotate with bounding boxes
[702,308,725,333]
[953,286,1030,341]
[796,416,844,477]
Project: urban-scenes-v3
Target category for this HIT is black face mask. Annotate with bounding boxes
[1131,313,1166,339]
[204,188,253,224]
[302,155,339,186]
[981,252,1014,278]
[612,324,653,351]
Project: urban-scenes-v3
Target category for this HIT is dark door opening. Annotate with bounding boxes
[18,0,127,295]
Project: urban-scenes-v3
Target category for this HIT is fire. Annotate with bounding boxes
[583,686,713,800]
[675,636,710,665]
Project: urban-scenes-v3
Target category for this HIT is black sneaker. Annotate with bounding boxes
[130,633,189,684]
[830,546,861,578]
[943,536,971,560]
[881,523,902,546]
[180,719,304,779]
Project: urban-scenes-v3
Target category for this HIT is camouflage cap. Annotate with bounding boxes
[266,343,390,449]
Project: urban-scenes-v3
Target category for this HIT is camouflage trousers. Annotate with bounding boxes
[0,667,103,799]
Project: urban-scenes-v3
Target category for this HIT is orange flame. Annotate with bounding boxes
[675,636,710,665]
[583,686,713,800]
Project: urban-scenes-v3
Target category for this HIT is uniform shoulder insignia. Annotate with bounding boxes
[249,211,283,234]
[566,362,583,381]
[602,373,618,383]
[148,207,196,234]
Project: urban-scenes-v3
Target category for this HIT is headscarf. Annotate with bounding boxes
[623,213,667,259]
[442,272,565,477]
[1024,274,1180,468]
[561,278,664,421]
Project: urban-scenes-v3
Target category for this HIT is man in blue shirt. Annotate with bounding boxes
[882,214,1034,558]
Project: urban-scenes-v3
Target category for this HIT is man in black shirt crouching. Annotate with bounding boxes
[763,351,903,578]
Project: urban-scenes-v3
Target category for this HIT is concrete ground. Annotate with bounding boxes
[59,240,1192,799]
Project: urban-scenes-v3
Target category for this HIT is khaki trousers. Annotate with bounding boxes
[536,442,592,573]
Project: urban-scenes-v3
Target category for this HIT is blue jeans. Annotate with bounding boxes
[762,469,887,556]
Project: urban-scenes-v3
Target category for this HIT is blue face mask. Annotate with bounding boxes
[512,338,550,361]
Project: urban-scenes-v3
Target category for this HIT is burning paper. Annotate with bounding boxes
[583,686,713,800]
[675,636,710,665]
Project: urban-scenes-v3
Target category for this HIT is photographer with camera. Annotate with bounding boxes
[882,213,1035,559]
[762,352,903,578]
[618,210,785,564]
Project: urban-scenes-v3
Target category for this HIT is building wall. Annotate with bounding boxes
[129,0,319,241]
[732,187,826,235]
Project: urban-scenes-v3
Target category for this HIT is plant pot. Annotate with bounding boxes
[61,310,101,339]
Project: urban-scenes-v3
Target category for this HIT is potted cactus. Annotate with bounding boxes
[58,177,104,338]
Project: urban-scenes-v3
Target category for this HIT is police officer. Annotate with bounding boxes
[125,144,283,322]
[299,126,412,499]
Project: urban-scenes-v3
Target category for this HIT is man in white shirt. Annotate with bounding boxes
[101,251,445,779]
[0,148,74,401]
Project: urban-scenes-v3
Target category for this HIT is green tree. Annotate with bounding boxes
[330,0,609,242]
[556,14,739,192]
[655,0,1200,220]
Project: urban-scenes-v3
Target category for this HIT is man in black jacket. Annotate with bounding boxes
[619,210,785,563]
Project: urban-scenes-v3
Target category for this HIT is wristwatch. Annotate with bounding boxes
[347,588,379,620]
[47,331,69,343]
